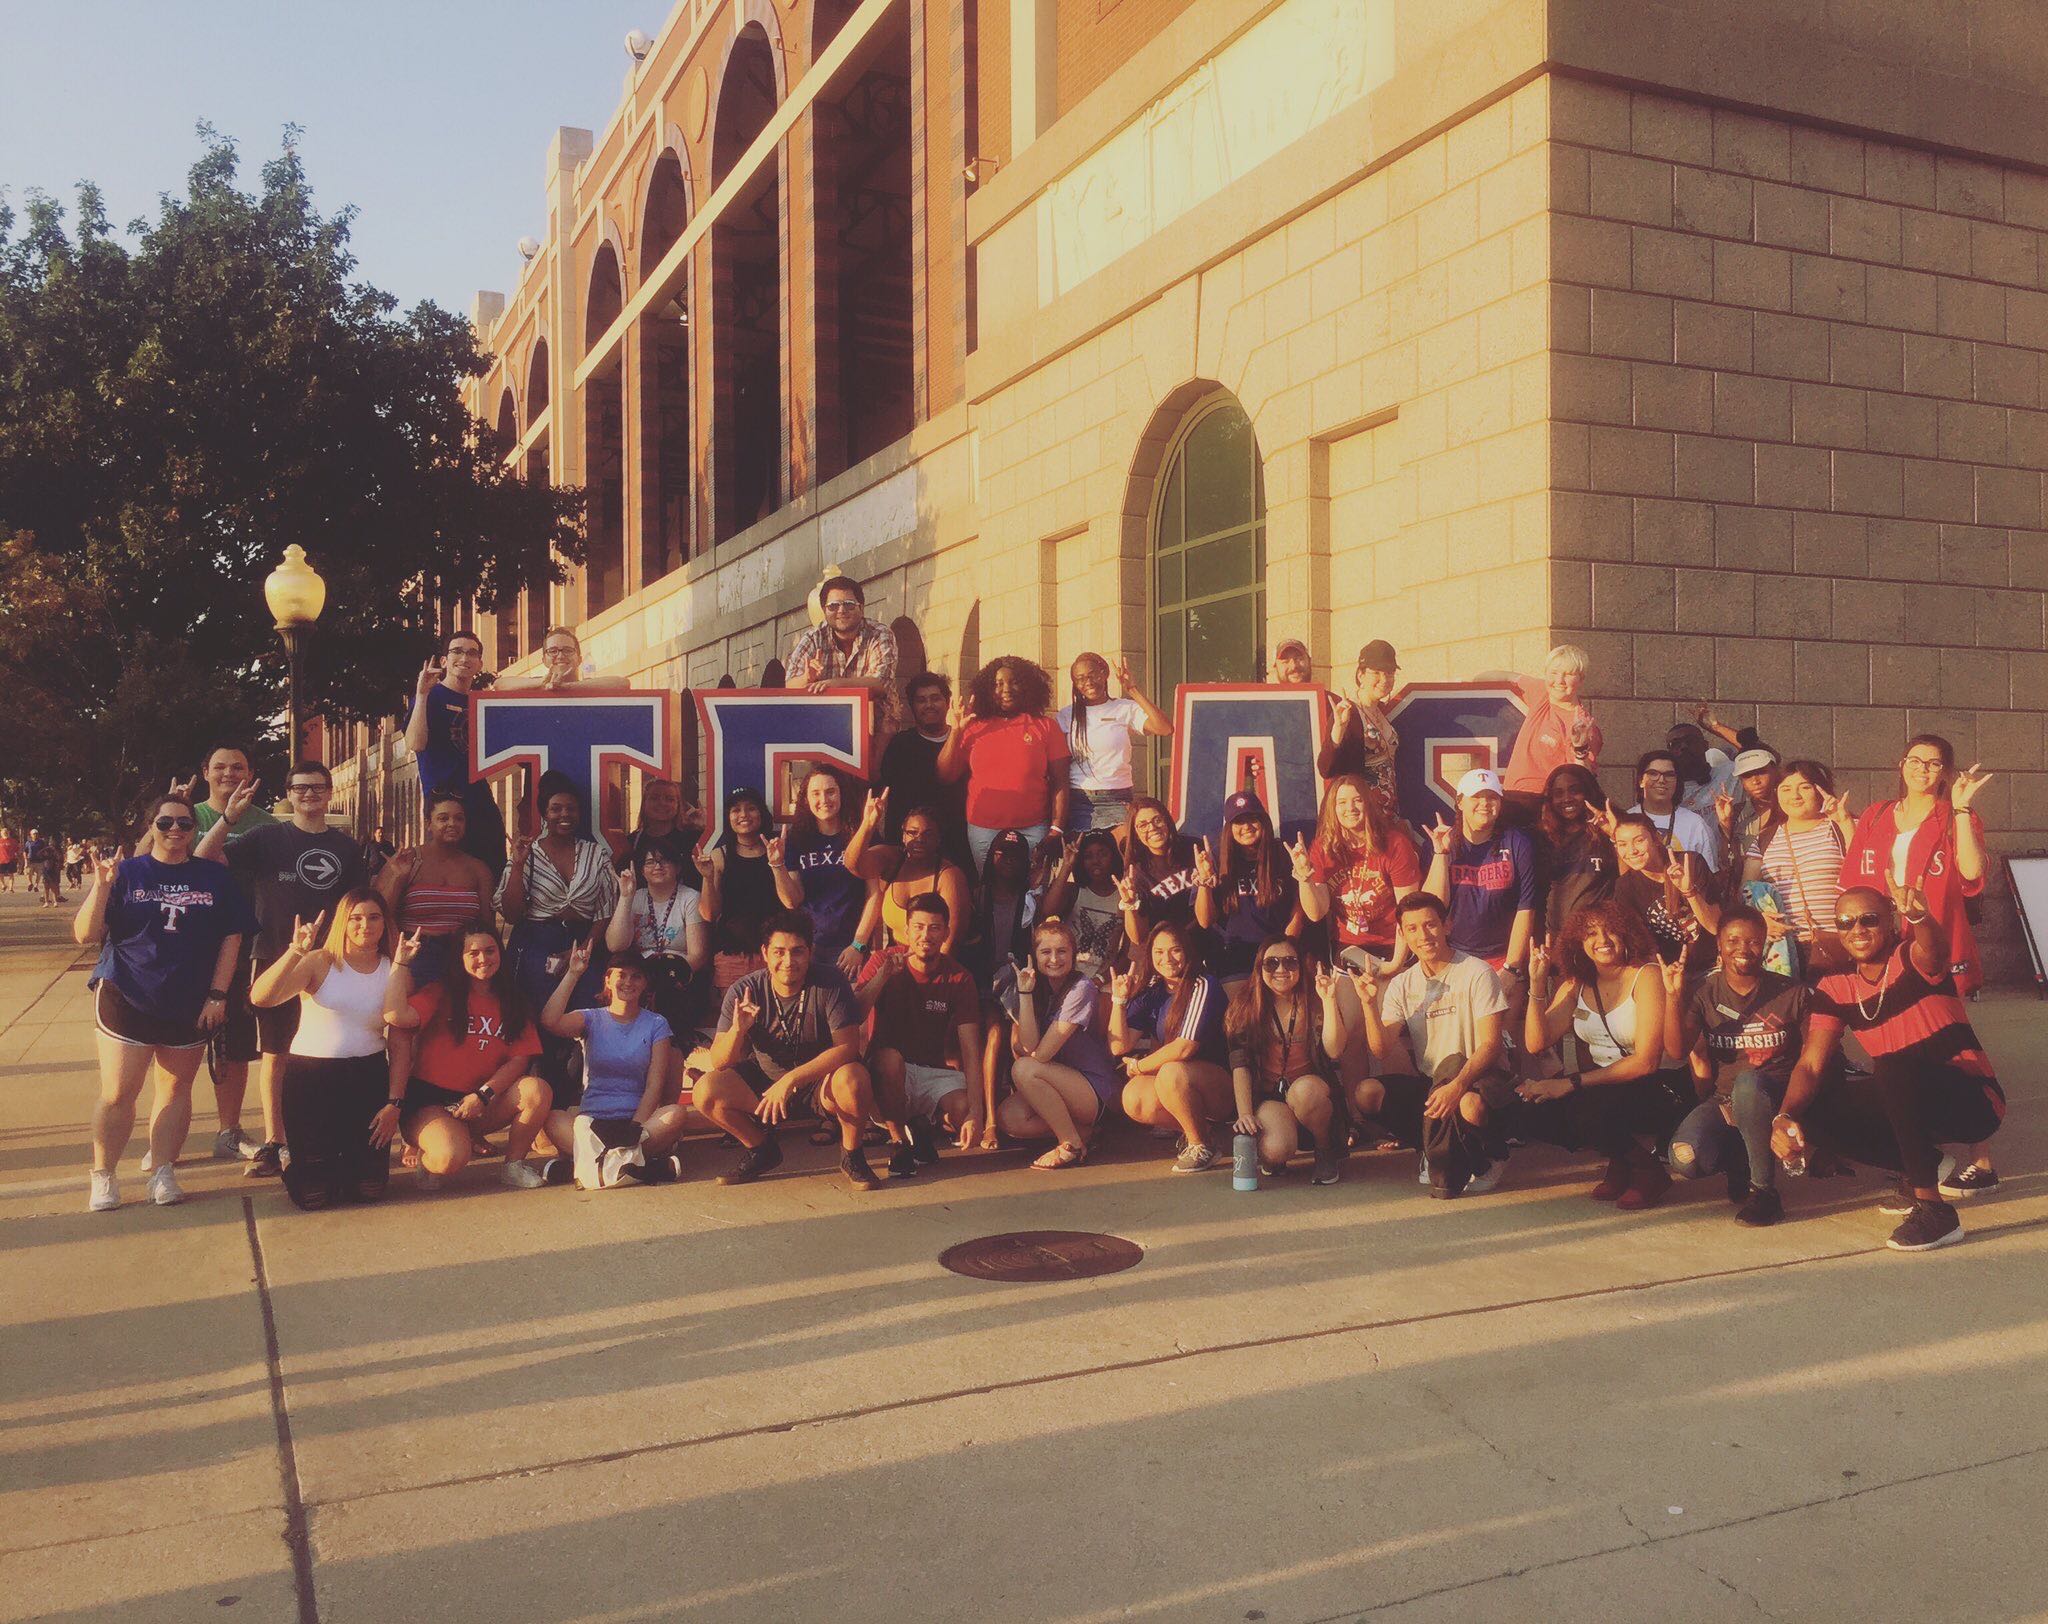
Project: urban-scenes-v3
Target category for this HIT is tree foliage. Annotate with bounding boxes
[0,128,582,830]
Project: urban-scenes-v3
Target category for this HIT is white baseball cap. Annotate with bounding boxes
[1456,767,1505,799]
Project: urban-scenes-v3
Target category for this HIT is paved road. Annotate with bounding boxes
[3,891,2044,1622]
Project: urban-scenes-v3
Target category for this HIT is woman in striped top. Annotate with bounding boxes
[374,790,495,985]
[1741,760,1846,975]
[496,781,620,1102]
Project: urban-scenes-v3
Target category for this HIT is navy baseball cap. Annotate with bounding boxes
[1222,791,1268,823]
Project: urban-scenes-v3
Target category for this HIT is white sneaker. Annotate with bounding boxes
[139,1151,154,1174]
[501,1160,545,1190]
[572,1117,605,1190]
[1465,1159,1504,1196]
[1416,1152,1430,1186]
[148,1164,184,1206]
[89,1170,120,1212]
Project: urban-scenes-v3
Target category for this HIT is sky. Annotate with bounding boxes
[0,0,663,315]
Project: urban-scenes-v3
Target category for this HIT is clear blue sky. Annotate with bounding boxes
[1,0,658,315]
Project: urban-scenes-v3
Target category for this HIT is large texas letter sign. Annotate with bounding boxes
[1167,683,1327,847]
[469,687,677,825]
[1384,681,1528,828]
[694,689,874,840]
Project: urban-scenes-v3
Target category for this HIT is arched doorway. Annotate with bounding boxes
[584,242,627,615]
[639,150,692,580]
[523,340,552,646]
[710,25,785,546]
[1146,393,1266,789]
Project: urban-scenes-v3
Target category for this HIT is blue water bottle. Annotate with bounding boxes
[1232,1133,1259,1192]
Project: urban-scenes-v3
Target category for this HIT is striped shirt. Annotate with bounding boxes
[1811,944,1998,1082]
[401,882,482,939]
[495,838,620,924]
[1747,821,1845,935]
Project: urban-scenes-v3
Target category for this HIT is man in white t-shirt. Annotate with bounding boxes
[1055,653,1171,831]
[1349,892,1512,1198]
[1628,748,1723,870]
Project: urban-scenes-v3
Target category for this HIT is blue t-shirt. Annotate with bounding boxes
[1127,973,1228,1067]
[577,1006,675,1119]
[1213,872,1301,977]
[1444,826,1538,962]
[96,855,258,1023]
[789,829,866,961]
[414,682,471,794]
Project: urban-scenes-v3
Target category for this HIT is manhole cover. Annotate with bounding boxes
[939,1230,1144,1282]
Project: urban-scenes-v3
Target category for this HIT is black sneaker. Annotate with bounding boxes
[1877,1177,1917,1216]
[1940,1162,1998,1198]
[1311,1141,1343,1186]
[905,1117,940,1165]
[623,1151,681,1185]
[1734,1186,1782,1227]
[840,1149,881,1191]
[887,1142,920,1179]
[1886,1198,1963,1253]
[539,1156,575,1187]
[717,1137,784,1186]
[245,1141,283,1179]
[1725,1162,1751,1203]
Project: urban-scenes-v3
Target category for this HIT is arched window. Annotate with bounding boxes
[584,242,627,614]
[1151,395,1266,710]
[639,150,692,579]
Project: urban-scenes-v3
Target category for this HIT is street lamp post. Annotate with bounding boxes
[264,545,328,762]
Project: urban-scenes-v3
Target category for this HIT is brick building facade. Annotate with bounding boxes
[330,0,2048,975]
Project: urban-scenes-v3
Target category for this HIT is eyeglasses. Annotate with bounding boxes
[1835,911,1887,932]
[823,600,861,612]
[287,784,329,796]
[1902,755,1944,770]
[1260,957,1301,972]
[1641,769,1678,780]
[154,816,196,832]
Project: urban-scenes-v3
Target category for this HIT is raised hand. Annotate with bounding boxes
[94,852,121,889]
[859,785,890,830]
[1348,959,1383,1006]
[618,863,638,897]
[1330,696,1354,745]
[732,985,761,1031]
[168,772,203,804]
[390,845,423,880]
[1427,814,1455,856]
[1313,961,1336,1002]
[289,912,325,955]
[1671,851,1699,897]
[1014,955,1037,995]
[1108,656,1136,690]
[701,845,727,879]
[676,801,706,830]
[510,832,535,866]
[1192,836,1218,888]
[1821,788,1855,828]
[946,692,970,731]
[1287,832,1314,884]
[224,777,261,823]
[1589,802,1619,839]
[765,832,787,869]
[1660,957,1686,996]
[393,928,424,967]
[1714,786,1737,831]
[566,939,592,979]
[416,657,444,696]
[1108,967,1134,1004]
[1527,941,1551,990]
[1951,763,1992,812]
[1114,871,1140,909]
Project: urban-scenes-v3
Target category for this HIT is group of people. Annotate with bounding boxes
[76,589,2010,1254]
[0,827,92,906]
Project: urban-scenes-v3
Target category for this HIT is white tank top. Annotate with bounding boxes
[291,957,394,1060]
[1572,974,1639,1068]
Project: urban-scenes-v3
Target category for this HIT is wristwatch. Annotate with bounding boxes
[474,1083,498,1105]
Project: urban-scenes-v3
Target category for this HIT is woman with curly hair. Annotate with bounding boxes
[1513,900,1689,1211]
[937,656,1071,873]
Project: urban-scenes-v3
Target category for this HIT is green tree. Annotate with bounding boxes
[0,127,582,831]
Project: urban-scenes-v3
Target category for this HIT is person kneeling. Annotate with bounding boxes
[1660,909,1805,1226]
[1772,885,2004,1253]
[1225,936,1346,1184]
[693,909,880,1191]
[993,918,1123,1169]
[382,923,553,1190]
[1350,893,1514,1198]
[862,893,989,1177]
[541,946,688,1189]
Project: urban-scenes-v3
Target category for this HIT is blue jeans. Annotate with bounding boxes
[968,822,1048,874]
[1068,787,1133,832]
[1668,1067,1781,1189]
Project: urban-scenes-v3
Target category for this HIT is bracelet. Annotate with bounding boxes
[474,1083,497,1105]
[204,991,228,1003]
[1566,1072,1582,1093]
[384,1097,404,1109]
[852,939,870,953]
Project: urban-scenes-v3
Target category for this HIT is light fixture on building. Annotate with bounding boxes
[625,28,651,61]
[665,297,689,327]
[517,235,540,262]
[963,156,1000,186]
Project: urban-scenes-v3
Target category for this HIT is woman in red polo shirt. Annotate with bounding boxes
[937,657,1070,875]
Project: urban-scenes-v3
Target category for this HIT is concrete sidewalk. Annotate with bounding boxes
[3,889,2045,1623]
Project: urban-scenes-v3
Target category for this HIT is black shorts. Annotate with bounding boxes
[94,980,203,1050]
[399,1077,471,1141]
[727,1057,821,1116]
[254,986,302,1057]
[206,955,260,1067]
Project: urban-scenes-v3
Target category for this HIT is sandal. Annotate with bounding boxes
[1032,1141,1088,1170]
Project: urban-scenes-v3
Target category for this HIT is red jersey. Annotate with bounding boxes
[956,714,1070,831]
[1839,800,1984,996]
[408,983,542,1090]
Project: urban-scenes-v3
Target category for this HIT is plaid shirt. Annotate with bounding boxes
[786,617,902,734]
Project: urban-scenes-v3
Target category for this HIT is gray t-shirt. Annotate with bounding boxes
[1378,951,1509,1078]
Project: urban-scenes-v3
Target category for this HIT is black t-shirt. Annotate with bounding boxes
[1688,970,1808,1092]
[1539,824,1615,943]
[226,823,367,963]
[1614,868,1708,969]
[710,848,780,956]
[716,967,862,1072]
[878,730,963,841]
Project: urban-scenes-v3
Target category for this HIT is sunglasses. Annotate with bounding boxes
[1260,957,1301,972]
[1835,911,1887,932]
[823,600,861,611]
[154,816,197,832]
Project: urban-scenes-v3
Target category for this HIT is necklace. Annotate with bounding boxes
[1853,963,1889,1023]
[646,886,681,953]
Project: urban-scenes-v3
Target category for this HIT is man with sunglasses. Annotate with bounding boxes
[1771,884,2004,1252]
[784,575,902,739]
[198,761,366,1178]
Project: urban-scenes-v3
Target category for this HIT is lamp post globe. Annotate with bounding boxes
[264,545,327,764]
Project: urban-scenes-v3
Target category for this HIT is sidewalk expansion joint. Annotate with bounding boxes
[305,1240,1881,1513]
[244,1197,321,1624]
